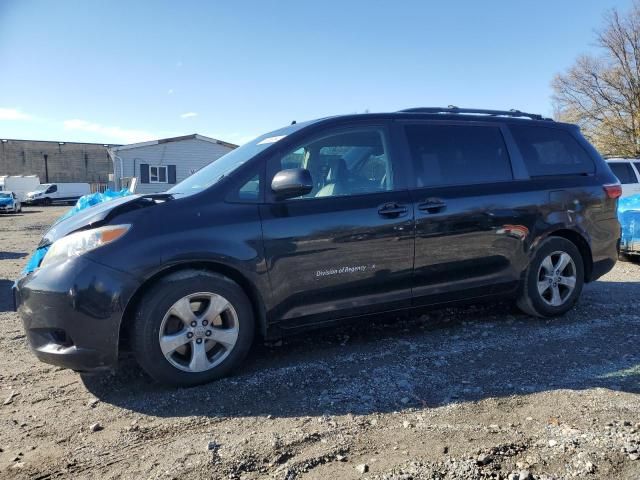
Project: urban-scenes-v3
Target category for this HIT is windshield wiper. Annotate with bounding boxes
[139,193,174,200]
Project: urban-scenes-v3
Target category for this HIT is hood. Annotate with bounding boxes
[0,197,13,205]
[38,195,145,248]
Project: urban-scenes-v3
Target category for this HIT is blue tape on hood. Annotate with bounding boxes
[22,246,49,275]
[19,188,131,276]
[58,188,131,222]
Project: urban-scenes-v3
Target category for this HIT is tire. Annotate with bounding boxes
[131,270,255,387]
[43,197,52,206]
[619,252,640,263]
[517,237,584,318]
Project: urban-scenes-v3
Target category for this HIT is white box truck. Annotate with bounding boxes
[24,183,91,205]
[0,176,41,202]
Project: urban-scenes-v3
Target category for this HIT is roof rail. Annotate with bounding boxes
[398,106,552,121]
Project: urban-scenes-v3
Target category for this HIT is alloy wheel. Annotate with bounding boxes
[158,292,239,372]
[536,251,577,307]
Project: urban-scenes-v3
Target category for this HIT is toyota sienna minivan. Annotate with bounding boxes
[14,107,621,386]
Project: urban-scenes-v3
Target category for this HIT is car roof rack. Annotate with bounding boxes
[398,106,553,121]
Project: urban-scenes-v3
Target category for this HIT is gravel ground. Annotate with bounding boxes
[0,207,639,480]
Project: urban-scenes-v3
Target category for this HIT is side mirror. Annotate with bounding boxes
[271,168,313,199]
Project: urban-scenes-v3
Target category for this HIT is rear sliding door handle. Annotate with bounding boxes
[378,203,408,217]
[418,198,446,213]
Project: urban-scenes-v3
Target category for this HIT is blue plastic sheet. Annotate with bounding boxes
[618,194,640,254]
[21,189,131,274]
[618,194,640,214]
[21,245,50,275]
[58,188,131,222]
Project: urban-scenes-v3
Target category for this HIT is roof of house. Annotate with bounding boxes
[109,134,238,152]
[0,138,121,147]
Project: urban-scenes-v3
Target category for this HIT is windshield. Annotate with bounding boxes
[0,193,11,198]
[33,184,49,192]
[167,121,315,196]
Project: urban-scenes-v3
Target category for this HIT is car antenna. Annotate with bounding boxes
[291,120,297,125]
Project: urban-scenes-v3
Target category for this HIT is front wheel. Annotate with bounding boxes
[131,271,255,387]
[517,237,584,317]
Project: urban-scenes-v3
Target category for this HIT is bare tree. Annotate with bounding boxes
[552,1,640,157]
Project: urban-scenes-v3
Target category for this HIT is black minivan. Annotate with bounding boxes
[14,107,621,386]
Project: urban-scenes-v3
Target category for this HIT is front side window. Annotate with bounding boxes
[272,128,393,200]
[46,185,57,193]
[405,124,513,187]
[510,125,595,177]
[150,166,168,183]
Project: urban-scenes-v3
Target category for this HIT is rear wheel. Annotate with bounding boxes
[517,237,584,317]
[131,271,254,387]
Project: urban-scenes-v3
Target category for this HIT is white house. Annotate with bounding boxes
[108,134,237,193]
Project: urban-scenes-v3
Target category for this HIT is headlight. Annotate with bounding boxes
[40,224,130,268]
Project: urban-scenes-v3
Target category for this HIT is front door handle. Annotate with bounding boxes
[418,198,446,213]
[378,202,408,217]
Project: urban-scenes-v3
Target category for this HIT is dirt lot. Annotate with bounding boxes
[0,206,639,480]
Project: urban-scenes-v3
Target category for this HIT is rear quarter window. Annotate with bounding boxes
[509,125,595,176]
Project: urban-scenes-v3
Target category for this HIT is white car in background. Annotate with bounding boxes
[606,158,640,197]
[0,191,22,213]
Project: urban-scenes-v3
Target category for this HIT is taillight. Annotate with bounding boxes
[603,183,622,199]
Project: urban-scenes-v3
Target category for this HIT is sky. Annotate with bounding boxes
[0,0,635,146]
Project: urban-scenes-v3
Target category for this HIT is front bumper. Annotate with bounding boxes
[0,204,16,212]
[14,256,140,371]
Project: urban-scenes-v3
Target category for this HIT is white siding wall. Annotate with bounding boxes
[113,138,233,194]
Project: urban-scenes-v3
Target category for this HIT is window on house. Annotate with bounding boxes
[150,166,168,183]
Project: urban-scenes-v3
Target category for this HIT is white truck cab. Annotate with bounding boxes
[0,176,41,202]
[606,158,640,198]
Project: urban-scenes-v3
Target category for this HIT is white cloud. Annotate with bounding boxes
[0,107,32,121]
[180,112,198,119]
[167,89,174,95]
[63,119,158,144]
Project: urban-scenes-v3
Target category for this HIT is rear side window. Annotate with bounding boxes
[404,124,512,187]
[609,162,638,184]
[510,126,595,176]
